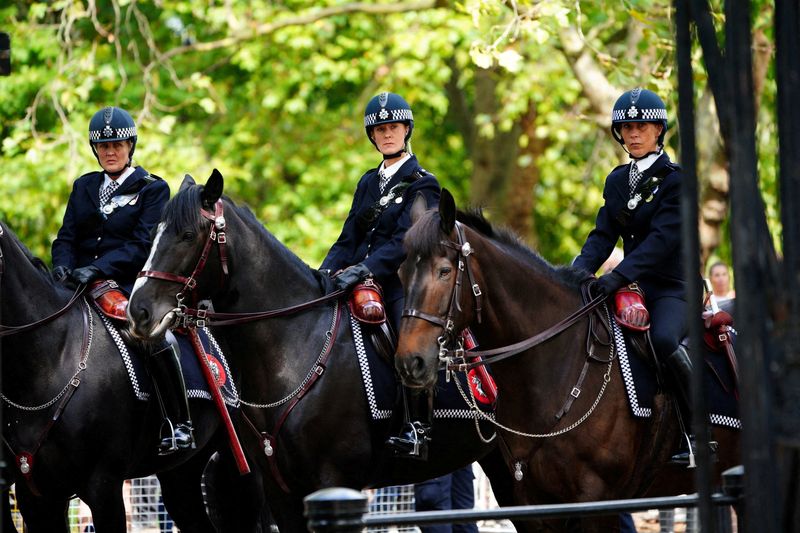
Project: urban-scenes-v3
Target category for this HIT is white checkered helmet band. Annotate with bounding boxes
[88,106,138,163]
[611,88,668,146]
[364,92,414,147]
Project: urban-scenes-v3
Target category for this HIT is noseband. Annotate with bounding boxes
[137,200,229,325]
[402,221,483,359]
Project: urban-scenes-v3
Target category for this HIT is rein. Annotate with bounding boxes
[138,199,345,328]
[402,221,608,370]
[0,226,87,337]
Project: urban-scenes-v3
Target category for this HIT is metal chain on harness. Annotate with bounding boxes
[0,299,94,411]
[448,303,616,439]
[237,301,339,409]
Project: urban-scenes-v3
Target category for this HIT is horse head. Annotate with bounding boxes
[395,189,486,390]
[128,169,228,340]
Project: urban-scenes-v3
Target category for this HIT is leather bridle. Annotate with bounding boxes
[138,200,229,322]
[137,199,344,328]
[402,221,483,360]
[401,221,608,371]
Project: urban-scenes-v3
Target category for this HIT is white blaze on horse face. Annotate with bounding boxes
[131,222,166,295]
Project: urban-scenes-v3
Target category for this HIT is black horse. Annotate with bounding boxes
[127,170,516,533]
[0,221,266,532]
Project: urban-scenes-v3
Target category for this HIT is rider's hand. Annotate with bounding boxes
[53,265,72,283]
[595,271,629,296]
[70,265,102,285]
[332,263,372,291]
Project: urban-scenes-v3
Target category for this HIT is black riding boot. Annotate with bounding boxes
[386,388,431,460]
[665,346,716,466]
[147,339,195,455]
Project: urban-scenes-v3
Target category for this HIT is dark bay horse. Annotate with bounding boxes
[0,221,265,532]
[126,171,515,533]
[394,190,741,531]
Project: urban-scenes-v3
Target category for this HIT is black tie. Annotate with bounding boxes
[99,180,119,206]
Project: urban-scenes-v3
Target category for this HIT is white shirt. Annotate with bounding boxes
[378,153,411,182]
[101,166,135,191]
[632,150,663,173]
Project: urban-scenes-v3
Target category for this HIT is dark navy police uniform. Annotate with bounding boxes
[573,152,686,356]
[321,154,440,331]
[414,465,478,533]
[52,166,169,292]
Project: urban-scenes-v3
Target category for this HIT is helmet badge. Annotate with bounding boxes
[627,106,639,118]
[102,124,114,138]
[378,108,389,120]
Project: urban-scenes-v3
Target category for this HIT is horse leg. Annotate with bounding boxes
[78,479,127,532]
[265,492,307,533]
[202,449,271,533]
[14,488,70,533]
[157,450,216,533]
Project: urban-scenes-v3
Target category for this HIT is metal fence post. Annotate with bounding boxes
[721,465,744,533]
[305,487,368,533]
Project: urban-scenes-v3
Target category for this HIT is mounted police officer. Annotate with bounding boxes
[573,88,702,465]
[52,106,194,455]
[321,92,441,458]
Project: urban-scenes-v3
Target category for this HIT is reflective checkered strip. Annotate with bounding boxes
[612,108,667,122]
[89,126,137,141]
[364,108,413,127]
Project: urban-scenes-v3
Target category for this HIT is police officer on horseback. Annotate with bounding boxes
[573,88,703,465]
[52,106,194,455]
[321,92,441,458]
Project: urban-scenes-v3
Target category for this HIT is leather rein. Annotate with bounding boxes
[402,221,608,371]
[137,200,344,328]
[0,224,87,337]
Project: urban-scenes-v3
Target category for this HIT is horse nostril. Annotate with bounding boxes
[130,305,150,326]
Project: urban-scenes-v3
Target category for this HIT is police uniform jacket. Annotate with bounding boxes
[573,153,686,301]
[321,155,440,310]
[52,166,169,290]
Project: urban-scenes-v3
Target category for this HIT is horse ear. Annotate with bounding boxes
[410,192,429,225]
[202,169,224,208]
[439,188,456,234]
[179,174,196,193]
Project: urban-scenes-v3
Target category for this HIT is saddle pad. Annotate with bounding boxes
[350,313,495,422]
[96,311,239,407]
[614,317,740,429]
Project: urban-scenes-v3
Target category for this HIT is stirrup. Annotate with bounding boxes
[158,420,195,455]
[386,422,430,460]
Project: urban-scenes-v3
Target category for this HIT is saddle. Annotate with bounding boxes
[89,279,128,321]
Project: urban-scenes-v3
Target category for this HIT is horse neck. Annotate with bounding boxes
[214,207,321,313]
[470,234,581,346]
[211,208,334,385]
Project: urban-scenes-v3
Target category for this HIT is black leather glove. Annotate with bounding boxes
[53,265,72,283]
[595,270,629,296]
[332,263,372,291]
[70,265,103,285]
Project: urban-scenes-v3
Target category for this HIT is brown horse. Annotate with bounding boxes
[394,190,740,531]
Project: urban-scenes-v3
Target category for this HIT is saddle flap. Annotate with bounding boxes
[89,279,128,321]
[348,279,386,325]
[614,284,650,331]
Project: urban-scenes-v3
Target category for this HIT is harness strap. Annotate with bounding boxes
[240,303,343,494]
[0,285,86,337]
[448,295,608,370]
[6,301,91,496]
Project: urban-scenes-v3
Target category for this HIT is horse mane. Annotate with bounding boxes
[0,221,59,284]
[163,184,316,278]
[404,208,586,290]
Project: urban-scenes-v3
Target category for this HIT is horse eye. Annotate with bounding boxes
[439,266,452,279]
[181,231,195,242]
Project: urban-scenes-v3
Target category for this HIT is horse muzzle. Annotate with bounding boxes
[394,351,439,390]
[127,305,178,341]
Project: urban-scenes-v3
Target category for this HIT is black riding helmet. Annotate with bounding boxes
[88,106,137,167]
[611,88,668,148]
[363,92,414,158]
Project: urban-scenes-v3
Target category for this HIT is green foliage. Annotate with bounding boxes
[0,0,780,275]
